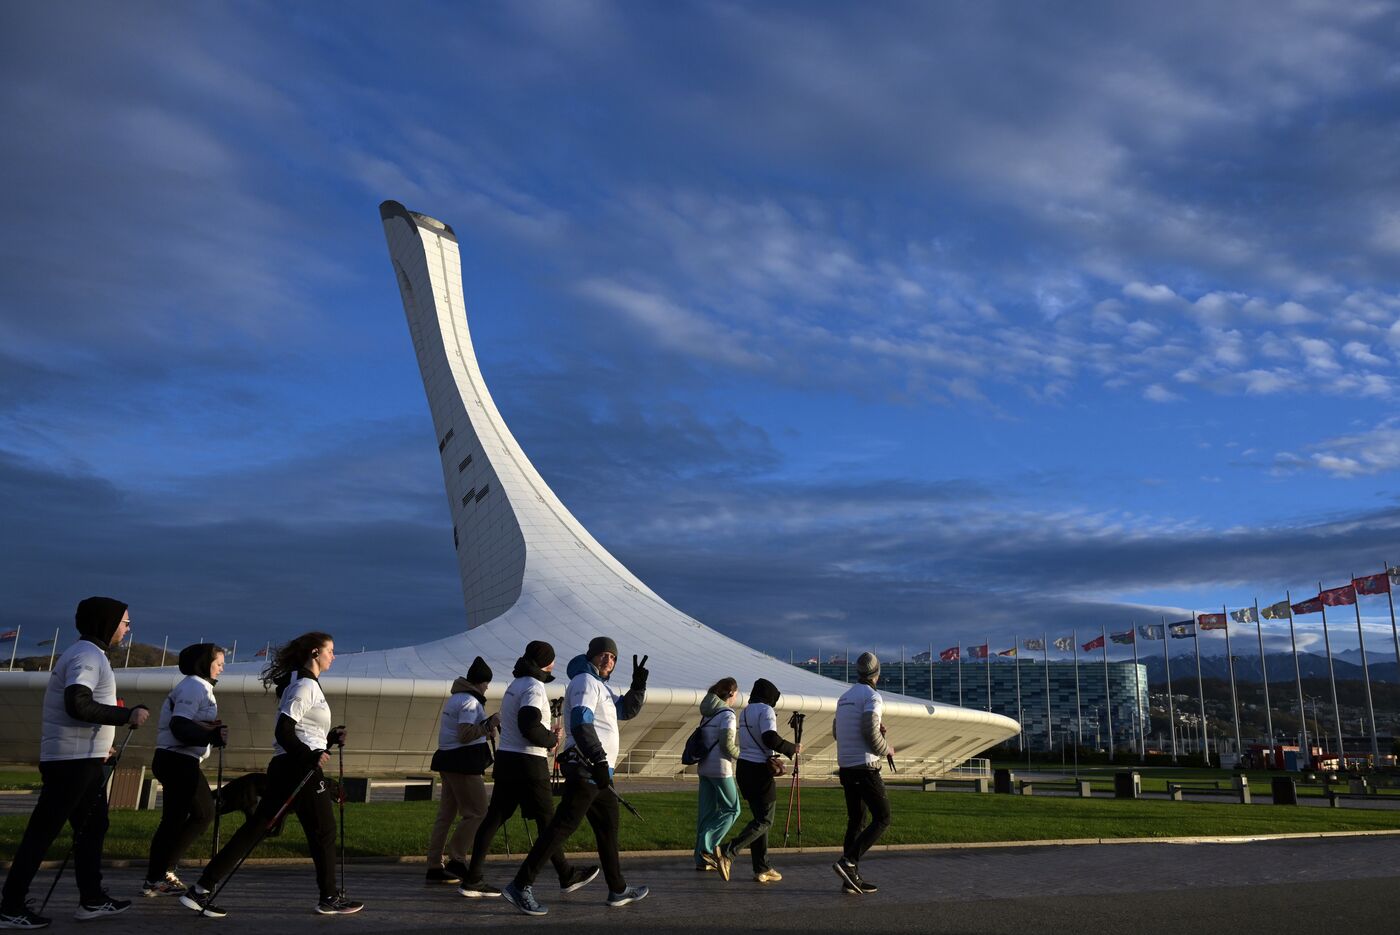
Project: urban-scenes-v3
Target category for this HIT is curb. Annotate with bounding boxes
[16,827,1400,871]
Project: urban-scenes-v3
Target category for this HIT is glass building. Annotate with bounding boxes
[795,658,1149,752]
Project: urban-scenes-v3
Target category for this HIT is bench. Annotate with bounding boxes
[921,776,990,794]
[1017,779,1092,798]
[1167,778,1250,804]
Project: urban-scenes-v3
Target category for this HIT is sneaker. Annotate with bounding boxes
[315,895,364,915]
[141,875,186,897]
[0,903,51,929]
[457,880,502,899]
[501,884,546,917]
[754,868,782,884]
[179,888,227,918]
[73,894,131,920]
[559,866,600,894]
[606,885,648,908]
[833,858,860,893]
[444,859,471,883]
[712,846,732,881]
[855,877,878,894]
[425,866,460,885]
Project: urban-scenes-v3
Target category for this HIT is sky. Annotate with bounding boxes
[4,1,1400,665]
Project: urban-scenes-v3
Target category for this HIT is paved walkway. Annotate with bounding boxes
[21,835,1400,933]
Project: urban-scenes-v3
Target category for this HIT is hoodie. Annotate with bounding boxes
[563,653,645,770]
[497,655,556,756]
[431,677,494,774]
[697,692,739,779]
[159,646,223,758]
[738,678,796,762]
[61,597,145,729]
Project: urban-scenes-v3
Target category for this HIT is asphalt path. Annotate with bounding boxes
[16,834,1400,933]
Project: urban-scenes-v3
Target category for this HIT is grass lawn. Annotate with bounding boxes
[0,771,41,791]
[4,787,1399,863]
[987,763,1400,797]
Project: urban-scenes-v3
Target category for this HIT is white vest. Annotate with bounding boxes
[40,641,116,762]
[272,672,331,756]
[562,670,623,766]
[437,692,489,751]
[737,703,778,764]
[835,682,883,768]
[157,675,218,761]
[497,675,550,758]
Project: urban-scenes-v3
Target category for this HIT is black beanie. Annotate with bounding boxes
[524,640,555,669]
[178,643,224,681]
[74,596,128,645]
[466,655,492,684]
[587,636,618,660]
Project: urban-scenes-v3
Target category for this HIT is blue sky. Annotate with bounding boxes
[4,1,1400,664]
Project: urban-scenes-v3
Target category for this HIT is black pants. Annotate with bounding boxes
[1,758,109,908]
[199,754,337,899]
[839,766,891,864]
[728,759,777,873]
[512,762,623,894]
[146,749,215,882]
[465,751,573,884]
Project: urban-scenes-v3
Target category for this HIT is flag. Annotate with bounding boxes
[254,646,269,658]
[828,653,849,664]
[910,651,930,663]
[805,657,819,665]
[1319,585,1356,607]
[1197,613,1228,631]
[939,646,960,661]
[1261,599,1292,619]
[1353,572,1390,596]
[1110,629,1135,644]
[1024,638,1045,651]
[1082,635,1105,651]
[1291,596,1323,615]
[1230,606,1258,623]
[998,647,1017,657]
[1389,567,1400,589]
[37,638,54,646]
[1138,624,1164,640]
[1053,636,1073,652]
[967,644,989,659]
[0,629,16,642]
[1169,622,1195,638]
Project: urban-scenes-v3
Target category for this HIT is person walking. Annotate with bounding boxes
[425,656,497,885]
[714,678,799,884]
[500,637,648,916]
[458,641,597,899]
[143,643,228,897]
[693,678,740,872]
[180,632,361,918]
[0,597,150,928]
[832,652,892,895]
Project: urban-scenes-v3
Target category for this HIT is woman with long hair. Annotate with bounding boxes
[180,632,362,918]
[693,677,740,872]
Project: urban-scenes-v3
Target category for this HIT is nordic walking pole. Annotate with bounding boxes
[782,712,805,846]
[211,744,225,857]
[488,734,511,857]
[333,727,347,897]
[204,767,319,909]
[40,726,137,913]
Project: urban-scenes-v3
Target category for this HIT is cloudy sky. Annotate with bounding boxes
[4,1,1400,664]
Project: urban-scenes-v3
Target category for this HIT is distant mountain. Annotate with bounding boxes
[1142,651,1399,686]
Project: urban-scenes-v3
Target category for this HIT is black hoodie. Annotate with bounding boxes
[747,678,796,758]
[511,655,556,749]
[64,596,145,726]
[167,643,225,748]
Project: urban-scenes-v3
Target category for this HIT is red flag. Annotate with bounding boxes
[939,646,960,661]
[0,629,17,642]
[1197,613,1228,630]
[1353,572,1390,596]
[254,647,269,658]
[967,643,989,659]
[1082,634,1105,651]
[1291,596,1323,615]
[1319,585,1357,607]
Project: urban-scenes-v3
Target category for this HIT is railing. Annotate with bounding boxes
[613,751,991,780]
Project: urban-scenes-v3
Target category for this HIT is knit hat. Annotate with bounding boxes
[466,655,492,684]
[74,596,128,645]
[587,636,618,660]
[856,651,881,683]
[524,640,555,669]
[178,643,224,681]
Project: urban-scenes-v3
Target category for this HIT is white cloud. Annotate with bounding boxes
[1342,340,1387,367]
[1123,282,1179,304]
[1144,383,1181,403]
[1293,419,1400,477]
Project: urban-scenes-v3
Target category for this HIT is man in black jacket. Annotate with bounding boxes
[458,641,598,898]
[1,597,150,928]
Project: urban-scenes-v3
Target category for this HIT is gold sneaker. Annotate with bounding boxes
[754,869,783,884]
[712,847,732,881]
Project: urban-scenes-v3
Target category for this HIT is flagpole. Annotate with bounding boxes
[845,645,850,685]
[160,636,168,668]
[123,631,132,668]
[1221,604,1242,761]
[928,642,934,703]
[901,644,906,696]
[1252,598,1273,752]
[957,646,963,707]
[1189,612,1208,765]
[1072,629,1083,751]
[1013,635,1023,754]
[1349,576,1381,764]
[1161,617,1177,763]
[47,627,59,671]
[1385,562,1400,685]
[984,636,992,713]
[1129,623,1144,761]
[1317,583,1345,769]
[1042,632,1052,754]
[1284,592,1309,767]
[1100,624,1113,761]
[6,625,18,671]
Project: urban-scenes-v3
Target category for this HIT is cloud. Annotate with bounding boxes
[1124,282,1179,304]
[1296,419,1400,477]
[1144,384,1181,403]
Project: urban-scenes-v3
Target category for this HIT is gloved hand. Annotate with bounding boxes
[328,725,348,747]
[591,762,613,789]
[210,723,229,748]
[630,654,649,691]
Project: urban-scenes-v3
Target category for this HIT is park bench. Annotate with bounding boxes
[1167,777,1250,804]
[1017,778,1092,798]
[921,776,990,794]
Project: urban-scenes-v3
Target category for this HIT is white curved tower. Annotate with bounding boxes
[0,204,1017,775]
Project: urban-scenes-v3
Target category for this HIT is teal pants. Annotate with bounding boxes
[694,775,741,865]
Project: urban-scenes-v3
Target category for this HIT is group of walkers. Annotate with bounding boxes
[0,597,894,929]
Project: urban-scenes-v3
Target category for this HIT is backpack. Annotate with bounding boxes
[681,713,721,766]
